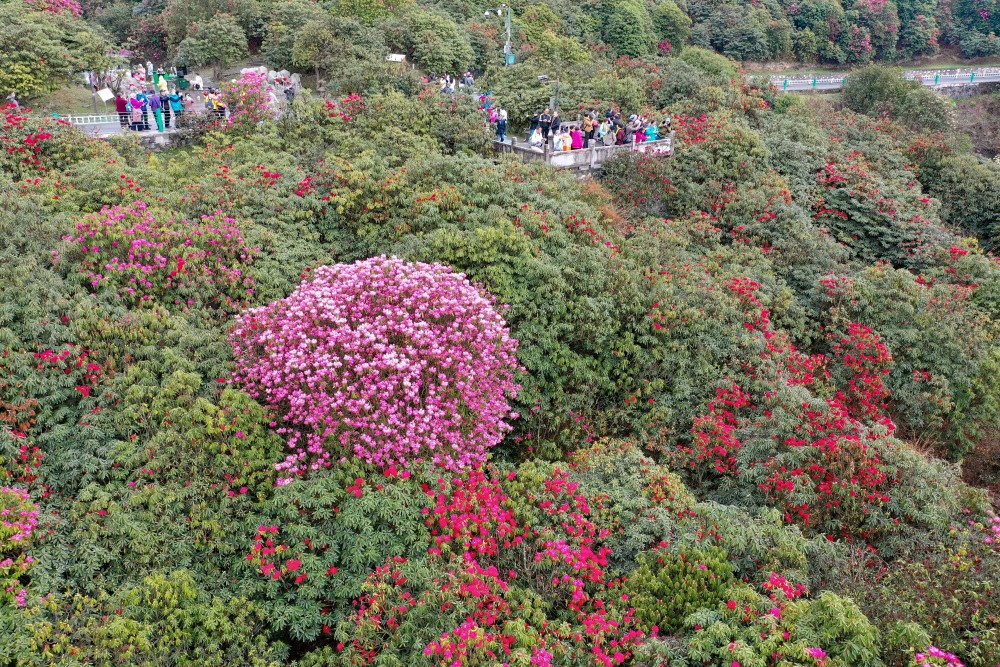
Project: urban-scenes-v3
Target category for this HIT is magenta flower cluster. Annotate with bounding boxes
[1,486,38,608]
[230,256,521,482]
[63,201,257,311]
[0,487,37,545]
[23,0,82,14]
[914,646,965,667]
[219,72,276,134]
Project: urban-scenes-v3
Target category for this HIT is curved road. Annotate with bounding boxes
[772,67,1000,92]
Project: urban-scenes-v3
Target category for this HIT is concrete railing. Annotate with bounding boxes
[497,133,675,171]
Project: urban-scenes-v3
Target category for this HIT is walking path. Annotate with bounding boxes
[773,66,1000,91]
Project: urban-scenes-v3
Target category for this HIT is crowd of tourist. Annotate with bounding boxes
[525,108,670,151]
[427,71,476,94]
[107,61,298,132]
[428,71,670,152]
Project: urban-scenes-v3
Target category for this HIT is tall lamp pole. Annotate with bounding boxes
[485,5,514,65]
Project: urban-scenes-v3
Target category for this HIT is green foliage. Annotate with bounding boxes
[243,463,431,641]
[843,65,912,117]
[260,0,328,70]
[305,16,388,84]
[388,7,474,73]
[175,13,249,78]
[603,0,657,56]
[678,45,738,77]
[843,66,953,132]
[331,0,413,24]
[0,5,110,99]
[652,0,693,50]
[623,547,734,633]
[687,585,882,667]
[19,571,281,666]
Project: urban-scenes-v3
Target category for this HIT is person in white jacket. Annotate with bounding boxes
[528,127,544,149]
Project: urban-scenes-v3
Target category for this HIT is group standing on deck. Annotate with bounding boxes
[107,62,298,132]
[525,108,671,151]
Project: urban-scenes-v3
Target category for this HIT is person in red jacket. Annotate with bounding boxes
[114,93,128,128]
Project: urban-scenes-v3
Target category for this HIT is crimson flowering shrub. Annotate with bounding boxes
[812,151,952,267]
[816,266,1000,459]
[59,201,258,313]
[230,256,521,481]
[327,463,648,667]
[1,105,96,181]
[667,277,901,543]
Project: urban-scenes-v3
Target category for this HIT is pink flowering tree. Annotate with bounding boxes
[230,256,521,482]
[1,486,38,607]
[23,0,82,14]
[219,71,274,135]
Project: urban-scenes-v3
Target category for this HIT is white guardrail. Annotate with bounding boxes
[61,114,122,124]
[771,67,1000,92]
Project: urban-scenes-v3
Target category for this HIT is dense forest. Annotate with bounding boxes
[4,0,1000,665]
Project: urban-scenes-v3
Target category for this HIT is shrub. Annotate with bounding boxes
[843,66,911,117]
[0,105,101,180]
[175,13,249,80]
[604,0,657,56]
[0,486,37,607]
[59,201,258,313]
[622,547,733,633]
[219,71,275,135]
[230,256,521,480]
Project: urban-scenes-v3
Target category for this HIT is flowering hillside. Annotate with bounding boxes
[2,50,1000,667]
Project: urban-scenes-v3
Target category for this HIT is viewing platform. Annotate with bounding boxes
[495,132,675,172]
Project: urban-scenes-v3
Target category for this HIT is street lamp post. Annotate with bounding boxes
[537,74,560,112]
[484,5,514,65]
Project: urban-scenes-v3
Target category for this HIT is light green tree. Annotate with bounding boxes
[0,4,110,99]
[176,13,249,81]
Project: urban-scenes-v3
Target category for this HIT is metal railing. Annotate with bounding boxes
[497,133,675,170]
[62,114,122,125]
[773,67,1000,92]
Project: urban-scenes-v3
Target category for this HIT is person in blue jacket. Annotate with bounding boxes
[135,90,150,130]
[646,120,658,142]
[167,89,184,128]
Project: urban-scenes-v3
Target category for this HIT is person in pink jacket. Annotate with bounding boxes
[570,126,584,150]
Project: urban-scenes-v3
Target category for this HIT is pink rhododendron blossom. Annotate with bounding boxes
[24,0,81,14]
[230,256,521,479]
